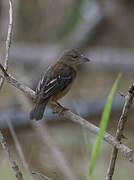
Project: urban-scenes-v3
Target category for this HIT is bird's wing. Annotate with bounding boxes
[36,65,75,103]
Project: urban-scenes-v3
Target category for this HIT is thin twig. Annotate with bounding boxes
[6,119,35,180]
[32,171,53,180]
[0,70,35,98]
[0,0,13,89]
[0,1,24,180]
[106,84,134,180]
[0,66,134,164]
[0,131,24,180]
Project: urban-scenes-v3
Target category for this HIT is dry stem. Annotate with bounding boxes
[0,131,24,180]
[0,0,13,89]
[0,1,25,180]
[106,84,134,180]
[6,119,35,180]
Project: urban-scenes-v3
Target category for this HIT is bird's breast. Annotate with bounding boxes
[50,81,74,101]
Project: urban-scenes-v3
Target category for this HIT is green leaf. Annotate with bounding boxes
[88,73,122,178]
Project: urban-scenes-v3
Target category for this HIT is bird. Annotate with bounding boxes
[30,49,90,120]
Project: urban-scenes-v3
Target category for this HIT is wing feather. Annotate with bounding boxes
[36,65,76,103]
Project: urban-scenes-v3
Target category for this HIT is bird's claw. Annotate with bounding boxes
[52,104,68,115]
[118,91,126,98]
[121,134,128,140]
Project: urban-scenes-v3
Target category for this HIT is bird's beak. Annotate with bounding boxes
[79,55,90,63]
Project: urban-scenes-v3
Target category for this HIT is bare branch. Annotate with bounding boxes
[0,1,24,180]
[106,84,134,180]
[0,130,24,180]
[0,70,35,98]
[0,0,13,89]
[6,119,35,180]
[0,65,134,164]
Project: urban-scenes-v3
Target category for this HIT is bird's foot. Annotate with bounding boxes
[52,101,68,115]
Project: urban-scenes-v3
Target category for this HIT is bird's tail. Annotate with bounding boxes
[30,100,48,121]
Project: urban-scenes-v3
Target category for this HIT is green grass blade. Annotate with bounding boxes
[88,73,122,178]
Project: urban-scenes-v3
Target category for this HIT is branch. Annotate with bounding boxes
[0,68,35,98]
[0,65,134,164]
[106,84,134,180]
[0,1,24,180]
[0,0,13,89]
[0,130,24,180]
[6,119,35,180]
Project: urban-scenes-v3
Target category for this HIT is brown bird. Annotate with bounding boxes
[30,49,90,120]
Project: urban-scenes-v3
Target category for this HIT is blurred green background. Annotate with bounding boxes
[0,0,134,179]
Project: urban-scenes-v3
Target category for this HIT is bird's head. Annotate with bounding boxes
[60,49,90,66]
